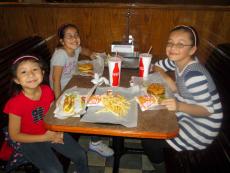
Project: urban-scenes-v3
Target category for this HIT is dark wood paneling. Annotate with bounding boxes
[0,4,229,62]
[46,0,230,6]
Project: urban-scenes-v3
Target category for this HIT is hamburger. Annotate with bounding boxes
[147,83,165,97]
[78,63,93,73]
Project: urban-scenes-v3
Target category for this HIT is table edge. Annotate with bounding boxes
[44,123,179,139]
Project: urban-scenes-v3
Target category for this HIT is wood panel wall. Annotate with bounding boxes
[0,3,229,62]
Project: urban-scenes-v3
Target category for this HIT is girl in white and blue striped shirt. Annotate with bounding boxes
[142,25,223,173]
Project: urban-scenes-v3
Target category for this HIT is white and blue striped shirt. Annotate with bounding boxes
[155,58,223,151]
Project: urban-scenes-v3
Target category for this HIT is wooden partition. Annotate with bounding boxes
[0,3,229,62]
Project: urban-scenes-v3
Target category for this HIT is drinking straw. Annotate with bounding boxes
[115,51,119,60]
[147,46,152,54]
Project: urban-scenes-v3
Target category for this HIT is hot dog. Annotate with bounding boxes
[63,94,75,113]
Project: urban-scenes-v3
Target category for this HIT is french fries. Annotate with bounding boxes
[97,93,130,117]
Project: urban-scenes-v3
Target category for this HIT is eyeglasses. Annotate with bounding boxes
[64,33,79,40]
[166,42,193,49]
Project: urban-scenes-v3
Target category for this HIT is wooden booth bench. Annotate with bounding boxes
[164,44,230,173]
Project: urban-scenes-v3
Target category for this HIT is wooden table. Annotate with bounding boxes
[44,68,179,173]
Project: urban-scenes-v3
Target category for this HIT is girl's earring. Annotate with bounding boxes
[14,78,20,85]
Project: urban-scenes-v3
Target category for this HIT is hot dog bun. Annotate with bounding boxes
[63,94,75,113]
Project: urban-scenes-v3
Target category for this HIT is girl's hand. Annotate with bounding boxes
[45,131,64,144]
[152,65,177,93]
[90,52,97,60]
[161,98,178,111]
[51,132,64,144]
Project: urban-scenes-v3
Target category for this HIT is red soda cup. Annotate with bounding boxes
[108,56,122,87]
[139,53,152,78]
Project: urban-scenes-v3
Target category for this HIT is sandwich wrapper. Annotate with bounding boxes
[80,86,142,128]
[130,72,173,111]
[75,55,104,76]
[54,74,108,119]
[54,87,89,119]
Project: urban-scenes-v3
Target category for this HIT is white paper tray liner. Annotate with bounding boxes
[80,86,141,128]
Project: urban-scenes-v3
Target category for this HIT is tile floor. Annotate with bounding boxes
[67,135,155,173]
[0,136,155,173]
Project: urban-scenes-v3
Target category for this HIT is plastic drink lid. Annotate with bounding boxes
[109,56,122,62]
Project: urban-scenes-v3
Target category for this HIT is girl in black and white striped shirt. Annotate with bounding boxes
[142,25,223,173]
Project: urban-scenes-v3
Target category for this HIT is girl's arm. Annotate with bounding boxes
[52,66,63,98]
[8,114,63,143]
[178,101,211,116]
[153,65,177,93]
[162,70,214,117]
[80,47,96,60]
[161,98,211,116]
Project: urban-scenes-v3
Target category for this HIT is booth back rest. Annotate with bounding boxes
[205,43,230,137]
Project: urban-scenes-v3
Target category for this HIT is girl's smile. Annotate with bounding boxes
[27,79,38,83]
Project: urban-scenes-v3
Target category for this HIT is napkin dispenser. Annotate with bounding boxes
[111,41,134,53]
[111,41,137,58]
[111,34,139,58]
[111,41,139,69]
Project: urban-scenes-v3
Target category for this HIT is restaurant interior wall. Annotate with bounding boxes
[45,0,230,5]
[0,3,229,63]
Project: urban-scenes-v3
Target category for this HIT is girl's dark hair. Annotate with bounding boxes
[57,23,79,39]
[10,55,46,96]
[170,25,199,47]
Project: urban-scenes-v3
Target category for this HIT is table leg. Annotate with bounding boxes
[112,137,125,173]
